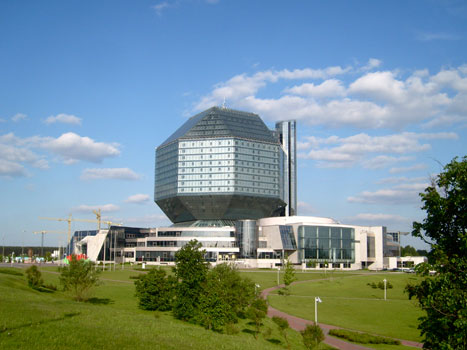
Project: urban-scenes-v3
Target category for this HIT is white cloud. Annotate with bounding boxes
[153,1,170,15]
[0,118,5,123]
[42,132,120,164]
[11,113,27,122]
[44,113,82,125]
[416,32,460,41]
[389,163,427,174]
[125,194,150,204]
[81,168,140,180]
[284,79,346,98]
[348,182,428,204]
[361,58,382,71]
[74,204,120,213]
[297,201,315,215]
[0,159,27,177]
[194,63,467,130]
[351,213,408,222]
[298,132,456,168]
[376,176,428,185]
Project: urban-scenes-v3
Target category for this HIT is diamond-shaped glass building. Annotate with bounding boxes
[154,107,286,223]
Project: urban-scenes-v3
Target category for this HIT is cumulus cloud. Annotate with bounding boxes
[44,113,82,125]
[389,163,427,174]
[125,194,151,204]
[194,63,467,130]
[348,182,429,204]
[123,213,170,226]
[41,132,120,164]
[351,213,408,222]
[0,133,49,177]
[74,204,120,213]
[298,132,456,168]
[11,113,27,122]
[81,168,140,180]
[416,32,460,41]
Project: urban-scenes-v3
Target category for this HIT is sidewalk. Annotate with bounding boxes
[262,284,423,350]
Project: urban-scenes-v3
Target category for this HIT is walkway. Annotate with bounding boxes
[261,282,423,350]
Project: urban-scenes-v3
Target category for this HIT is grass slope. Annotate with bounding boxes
[268,273,424,342]
[0,266,333,350]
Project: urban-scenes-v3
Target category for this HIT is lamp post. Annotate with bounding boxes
[315,296,322,324]
[255,283,260,296]
[277,266,280,285]
[383,279,387,301]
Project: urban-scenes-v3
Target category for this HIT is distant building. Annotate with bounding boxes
[75,106,408,270]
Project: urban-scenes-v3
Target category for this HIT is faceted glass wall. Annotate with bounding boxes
[298,225,355,263]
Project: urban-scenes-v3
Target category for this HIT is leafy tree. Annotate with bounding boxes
[406,156,467,349]
[59,255,101,301]
[301,323,325,350]
[279,257,296,296]
[272,316,290,349]
[172,240,208,321]
[134,268,176,311]
[25,265,43,289]
[246,297,268,339]
[401,245,418,256]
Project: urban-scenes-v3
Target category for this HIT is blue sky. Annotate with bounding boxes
[1,0,466,249]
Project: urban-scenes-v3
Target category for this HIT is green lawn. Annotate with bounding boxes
[267,273,424,342]
[0,266,334,350]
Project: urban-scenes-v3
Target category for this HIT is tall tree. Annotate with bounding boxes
[406,156,467,349]
[279,257,297,296]
[172,240,208,321]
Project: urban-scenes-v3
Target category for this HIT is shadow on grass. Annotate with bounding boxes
[266,338,282,345]
[242,328,256,335]
[86,297,113,305]
[0,312,81,334]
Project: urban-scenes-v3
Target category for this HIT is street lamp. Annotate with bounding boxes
[255,283,260,295]
[383,279,387,301]
[314,296,322,324]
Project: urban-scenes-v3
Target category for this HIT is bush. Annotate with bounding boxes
[25,265,43,289]
[272,316,290,349]
[301,323,325,349]
[246,297,268,339]
[134,268,176,311]
[59,255,101,301]
[366,281,393,289]
[328,329,400,345]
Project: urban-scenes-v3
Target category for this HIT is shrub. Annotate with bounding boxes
[301,323,325,349]
[134,268,176,311]
[272,316,290,349]
[328,329,400,345]
[246,297,268,339]
[25,265,43,289]
[59,255,101,301]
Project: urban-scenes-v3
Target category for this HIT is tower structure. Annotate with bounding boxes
[154,107,286,223]
[276,120,297,216]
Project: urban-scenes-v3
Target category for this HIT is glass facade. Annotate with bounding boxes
[276,121,297,216]
[235,220,258,258]
[154,107,286,223]
[279,225,297,250]
[298,225,355,263]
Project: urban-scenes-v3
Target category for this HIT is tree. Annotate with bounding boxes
[172,240,208,321]
[59,255,101,301]
[25,265,43,289]
[134,268,176,311]
[401,245,418,256]
[279,257,296,296]
[272,316,290,350]
[301,323,325,350]
[406,156,467,349]
[246,297,268,339]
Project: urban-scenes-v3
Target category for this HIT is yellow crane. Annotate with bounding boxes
[39,212,123,254]
[33,230,66,258]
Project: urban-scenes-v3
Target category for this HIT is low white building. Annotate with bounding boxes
[74,215,413,270]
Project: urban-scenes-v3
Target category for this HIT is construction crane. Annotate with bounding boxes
[33,230,66,258]
[39,213,123,255]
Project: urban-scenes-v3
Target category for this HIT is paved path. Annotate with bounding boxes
[261,281,423,350]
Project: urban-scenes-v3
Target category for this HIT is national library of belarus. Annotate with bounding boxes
[75,106,417,270]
